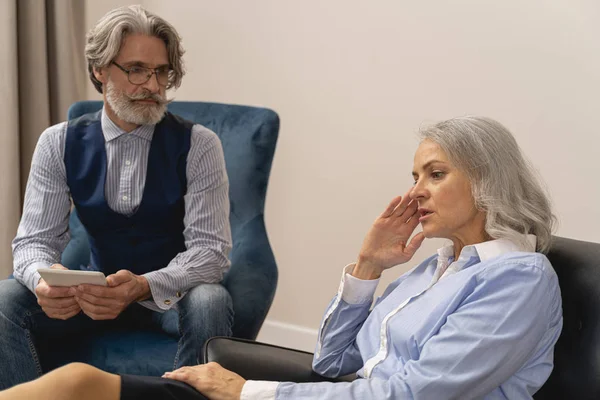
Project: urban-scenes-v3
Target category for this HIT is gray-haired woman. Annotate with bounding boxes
[0,117,562,400]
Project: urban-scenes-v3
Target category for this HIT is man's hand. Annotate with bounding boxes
[73,270,150,320]
[163,362,246,400]
[35,264,81,320]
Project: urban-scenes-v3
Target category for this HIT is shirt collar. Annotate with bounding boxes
[437,234,537,263]
[101,107,155,142]
[473,234,537,261]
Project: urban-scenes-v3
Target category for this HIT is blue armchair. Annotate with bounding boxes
[37,101,279,376]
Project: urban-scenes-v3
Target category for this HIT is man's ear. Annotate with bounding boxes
[93,66,107,84]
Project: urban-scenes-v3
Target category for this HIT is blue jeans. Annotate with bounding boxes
[0,279,233,390]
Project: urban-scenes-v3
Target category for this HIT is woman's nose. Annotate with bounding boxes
[410,181,426,200]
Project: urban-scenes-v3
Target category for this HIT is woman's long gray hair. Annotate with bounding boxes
[420,116,555,253]
[85,5,185,93]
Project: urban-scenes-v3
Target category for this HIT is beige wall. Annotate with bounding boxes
[85,1,600,348]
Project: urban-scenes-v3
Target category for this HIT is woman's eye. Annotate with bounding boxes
[432,171,445,179]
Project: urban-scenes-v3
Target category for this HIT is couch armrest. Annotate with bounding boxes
[203,337,355,383]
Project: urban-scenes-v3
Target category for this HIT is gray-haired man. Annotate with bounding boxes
[0,5,232,389]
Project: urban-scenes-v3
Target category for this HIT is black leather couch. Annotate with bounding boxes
[534,236,600,399]
[204,236,600,399]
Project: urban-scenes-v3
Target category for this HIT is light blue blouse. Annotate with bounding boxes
[243,237,563,400]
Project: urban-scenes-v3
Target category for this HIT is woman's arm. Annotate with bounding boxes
[313,192,425,377]
[311,264,379,377]
[275,257,562,399]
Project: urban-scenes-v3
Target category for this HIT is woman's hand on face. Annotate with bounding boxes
[163,362,246,400]
[354,190,425,279]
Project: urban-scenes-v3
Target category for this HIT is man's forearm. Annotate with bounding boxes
[12,124,72,291]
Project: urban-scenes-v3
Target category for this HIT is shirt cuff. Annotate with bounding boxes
[24,261,51,294]
[141,269,188,311]
[240,380,279,400]
[341,263,380,304]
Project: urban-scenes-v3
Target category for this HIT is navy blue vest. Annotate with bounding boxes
[64,111,192,275]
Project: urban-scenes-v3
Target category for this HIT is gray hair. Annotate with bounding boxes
[85,5,185,93]
[419,116,556,253]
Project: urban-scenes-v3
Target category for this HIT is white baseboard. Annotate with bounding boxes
[256,319,319,353]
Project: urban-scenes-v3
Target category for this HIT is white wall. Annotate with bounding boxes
[85,0,600,351]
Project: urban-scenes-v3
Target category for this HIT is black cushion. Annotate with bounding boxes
[203,337,354,383]
[534,236,600,400]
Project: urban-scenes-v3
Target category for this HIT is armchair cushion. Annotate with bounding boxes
[203,337,355,383]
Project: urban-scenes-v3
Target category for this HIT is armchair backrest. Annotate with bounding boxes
[535,236,600,400]
[62,100,279,339]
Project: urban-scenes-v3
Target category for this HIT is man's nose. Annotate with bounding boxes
[142,72,160,93]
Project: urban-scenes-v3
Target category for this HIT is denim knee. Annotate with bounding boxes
[0,279,40,324]
[172,284,233,367]
[178,284,233,333]
[181,284,232,311]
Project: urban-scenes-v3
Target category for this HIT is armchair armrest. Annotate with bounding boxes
[202,337,355,383]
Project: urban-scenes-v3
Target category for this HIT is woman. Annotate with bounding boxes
[0,116,562,400]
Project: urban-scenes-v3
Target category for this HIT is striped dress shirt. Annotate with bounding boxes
[12,108,232,312]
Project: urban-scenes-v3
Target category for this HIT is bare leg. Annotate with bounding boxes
[0,363,120,400]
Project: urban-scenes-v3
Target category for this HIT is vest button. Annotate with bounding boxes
[164,299,171,305]
[176,291,181,298]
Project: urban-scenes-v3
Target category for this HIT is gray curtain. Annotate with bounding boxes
[0,0,87,278]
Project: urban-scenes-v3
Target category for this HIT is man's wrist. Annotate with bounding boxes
[135,275,152,302]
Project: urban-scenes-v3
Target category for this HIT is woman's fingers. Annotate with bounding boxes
[380,195,403,218]
[163,366,208,394]
[362,189,426,270]
[404,204,421,227]
[163,369,188,382]
[404,232,425,256]
[390,188,415,218]
[380,186,417,219]
[398,199,419,222]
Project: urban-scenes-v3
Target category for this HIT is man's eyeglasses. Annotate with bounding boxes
[111,61,170,86]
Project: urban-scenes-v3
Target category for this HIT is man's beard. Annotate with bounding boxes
[105,80,169,126]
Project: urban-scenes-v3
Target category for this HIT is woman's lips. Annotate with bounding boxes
[418,209,433,222]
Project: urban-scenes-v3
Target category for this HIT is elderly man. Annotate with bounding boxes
[0,5,232,389]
